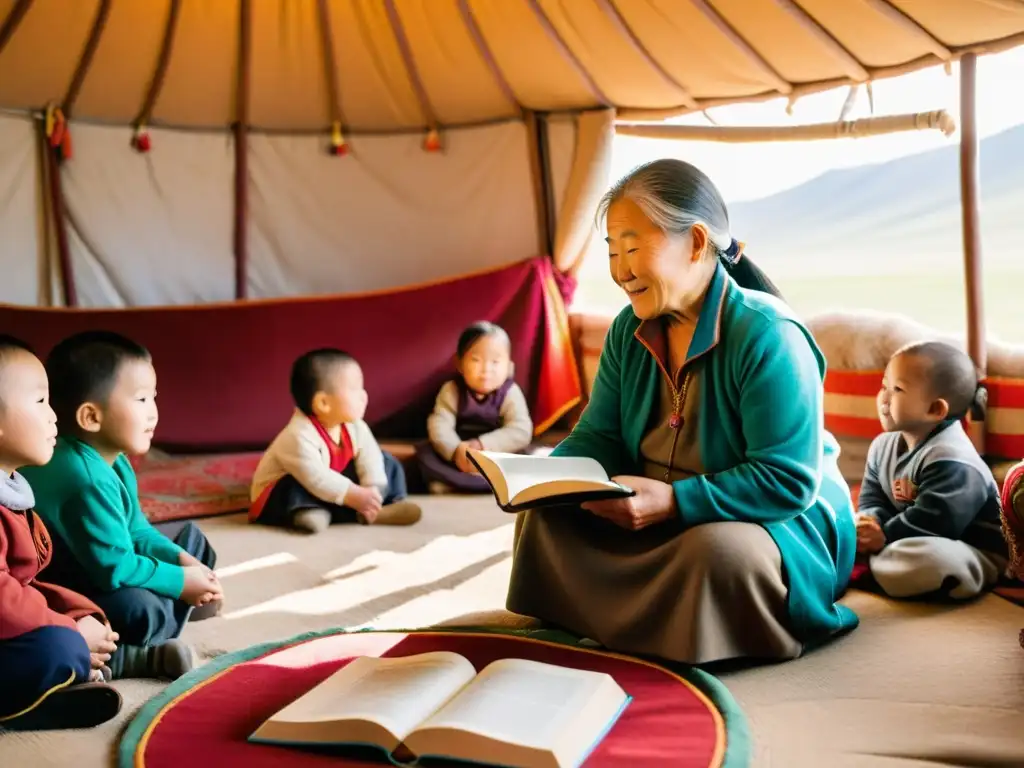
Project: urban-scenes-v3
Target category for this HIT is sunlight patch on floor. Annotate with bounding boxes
[221,525,514,620]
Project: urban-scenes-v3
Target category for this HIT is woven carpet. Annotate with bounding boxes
[119,627,748,768]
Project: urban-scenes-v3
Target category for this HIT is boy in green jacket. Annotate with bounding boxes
[21,331,222,679]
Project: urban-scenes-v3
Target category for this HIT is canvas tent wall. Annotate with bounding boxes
[1,0,1023,449]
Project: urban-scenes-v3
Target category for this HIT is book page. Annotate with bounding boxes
[262,652,477,743]
[411,658,608,750]
[488,454,616,503]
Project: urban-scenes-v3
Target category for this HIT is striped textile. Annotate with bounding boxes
[824,370,1024,462]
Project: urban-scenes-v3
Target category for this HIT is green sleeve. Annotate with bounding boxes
[673,320,824,525]
[59,480,185,599]
[115,457,185,565]
[550,314,628,476]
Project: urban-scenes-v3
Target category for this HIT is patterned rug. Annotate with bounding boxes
[118,627,749,768]
[130,452,262,524]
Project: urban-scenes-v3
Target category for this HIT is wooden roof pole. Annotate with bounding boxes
[959,53,985,374]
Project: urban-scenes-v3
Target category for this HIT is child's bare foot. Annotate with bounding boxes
[371,501,422,526]
[428,482,451,495]
[293,508,331,534]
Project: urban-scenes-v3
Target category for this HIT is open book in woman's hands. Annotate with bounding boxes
[466,449,635,512]
[250,651,631,768]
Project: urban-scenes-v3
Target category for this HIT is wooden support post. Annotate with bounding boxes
[525,111,556,256]
[960,53,985,372]
[233,0,252,300]
[959,53,986,451]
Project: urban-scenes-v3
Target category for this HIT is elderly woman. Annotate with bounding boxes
[507,160,858,665]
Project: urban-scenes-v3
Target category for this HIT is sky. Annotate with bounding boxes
[611,47,1024,204]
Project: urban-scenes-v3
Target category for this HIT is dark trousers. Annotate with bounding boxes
[256,451,407,528]
[0,625,92,722]
[47,520,216,646]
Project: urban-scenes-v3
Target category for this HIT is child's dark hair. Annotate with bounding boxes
[895,340,986,421]
[290,348,356,416]
[0,335,34,361]
[45,331,151,432]
[456,322,511,359]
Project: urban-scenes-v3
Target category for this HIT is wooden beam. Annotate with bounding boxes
[457,0,521,114]
[234,0,252,300]
[62,0,113,118]
[0,0,33,58]
[598,0,699,108]
[689,0,792,95]
[959,53,986,375]
[522,0,611,106]
[773,0,870,82]
[382,0,439,130]
[315,0,346,131]
[861,0,952,61]
[134,0,181,128]
[617,110,956,142]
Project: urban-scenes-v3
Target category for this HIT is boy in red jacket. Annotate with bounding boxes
[0,336,121,730]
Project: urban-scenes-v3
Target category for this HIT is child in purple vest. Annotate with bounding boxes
[417,322,533,493]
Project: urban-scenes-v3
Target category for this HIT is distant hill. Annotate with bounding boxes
[727,123,1024,276]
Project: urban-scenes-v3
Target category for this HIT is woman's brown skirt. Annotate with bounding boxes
[506,507,803,665]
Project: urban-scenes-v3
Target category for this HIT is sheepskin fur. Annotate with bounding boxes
[806,310,1024,377]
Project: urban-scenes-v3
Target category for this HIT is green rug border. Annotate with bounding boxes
[118,625,751,768]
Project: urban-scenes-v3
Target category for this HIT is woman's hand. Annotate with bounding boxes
[582,476,677,530]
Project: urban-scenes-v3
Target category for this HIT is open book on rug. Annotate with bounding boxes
[249,651,631,768]
[466,450,635,512]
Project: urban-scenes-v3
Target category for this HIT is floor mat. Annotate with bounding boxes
[119,628,749,768]
[131,452,263,523]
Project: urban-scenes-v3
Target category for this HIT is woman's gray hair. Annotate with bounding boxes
[597,159,783,298]
[597,159,733,256]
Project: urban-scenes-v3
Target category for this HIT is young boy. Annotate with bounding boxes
[250,348,422,533]
[0,335,121,730]
[20,331,221,677]
[856,340,1008,599]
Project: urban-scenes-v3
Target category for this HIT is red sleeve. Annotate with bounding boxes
[32,580,106,625]
[0,568,77,640]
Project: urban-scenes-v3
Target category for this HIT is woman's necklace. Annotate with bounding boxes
[669,370,692,430]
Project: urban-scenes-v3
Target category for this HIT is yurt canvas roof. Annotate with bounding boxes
[1,0,1023,131]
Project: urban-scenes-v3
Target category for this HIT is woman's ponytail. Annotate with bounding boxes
[719,239,785,301]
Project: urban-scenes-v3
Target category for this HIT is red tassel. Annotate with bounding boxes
[423,127,442,153]
[131,126,152,153]
[59,128,72,161]
[329,122,348,156]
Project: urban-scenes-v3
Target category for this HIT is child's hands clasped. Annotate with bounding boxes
[181,565,223,607]
[347,484,383,523]
[855,514,886,554]
[76,614,118,672]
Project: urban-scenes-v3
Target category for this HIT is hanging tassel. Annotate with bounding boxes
[59,127,73,161]
[423,126,442,153]
[131,124,152,153]
[47,106,66,149]
[866,81,875,115]
[328,121,348,156]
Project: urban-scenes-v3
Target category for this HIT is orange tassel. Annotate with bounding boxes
[423,127,442,152]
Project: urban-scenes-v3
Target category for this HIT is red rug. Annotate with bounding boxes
[119,629,749,768]
[130,452,263,524]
